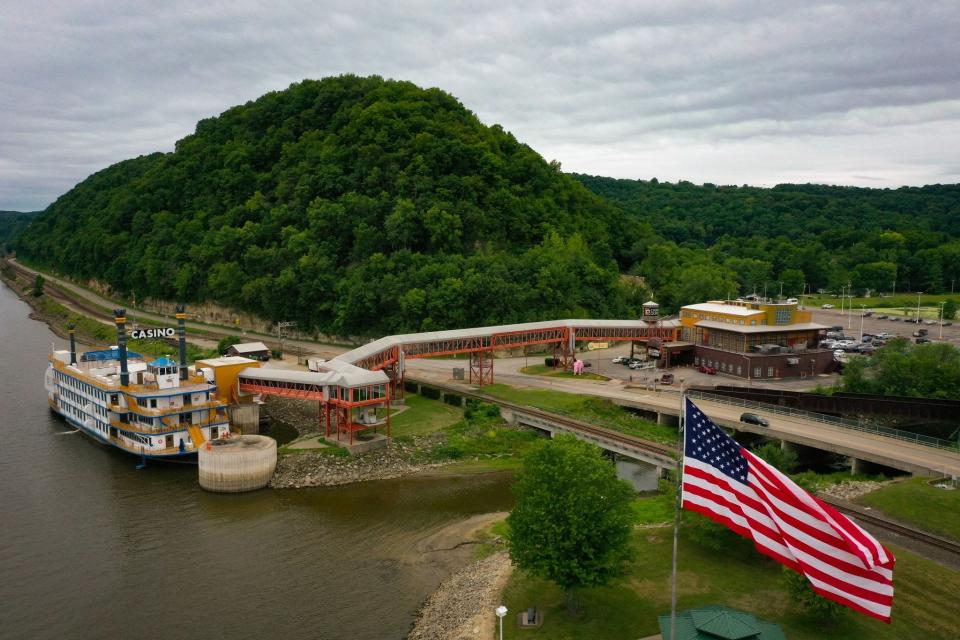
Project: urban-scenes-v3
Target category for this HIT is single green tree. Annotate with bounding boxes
[943,299,957,321]
[31,274,44,297]
[782,567,846,624]
[751,441,798,473]
[506,435,635,615]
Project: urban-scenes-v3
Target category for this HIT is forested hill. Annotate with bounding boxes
[574,174,960,305]
[16,76,652,335]
[0,211,40,251]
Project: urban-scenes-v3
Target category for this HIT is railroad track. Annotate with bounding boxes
[10,262,957,557]
[410,376,960,557]
[819,495,960,557]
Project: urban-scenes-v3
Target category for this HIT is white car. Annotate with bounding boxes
[821,303,835,309]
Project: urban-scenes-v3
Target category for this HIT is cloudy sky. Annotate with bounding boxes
[2,1,959,210]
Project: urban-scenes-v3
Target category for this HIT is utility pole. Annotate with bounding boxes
[274,321,297,357]
[916,292,923,325]
[859,305,865,341]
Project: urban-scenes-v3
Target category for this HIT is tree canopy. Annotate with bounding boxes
[840,338,960,399]
[506,435,635,611]
[15,76,650,336]
[575,174,960,301]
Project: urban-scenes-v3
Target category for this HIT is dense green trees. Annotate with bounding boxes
[841,338,960,399]
[576,175,960,300]
[0,211,39,253]
[16,76,649,335]
[506,435,634,613]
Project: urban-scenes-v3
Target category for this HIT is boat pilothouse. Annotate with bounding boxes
[45,308,230,461]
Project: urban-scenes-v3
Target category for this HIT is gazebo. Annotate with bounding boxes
[657,606,786,640]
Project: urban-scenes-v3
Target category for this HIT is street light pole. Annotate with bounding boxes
[940,301,946,340]
[495,605,508,640]
[859,305,865,341]
[916,292,923,325]
[847,283,853,330]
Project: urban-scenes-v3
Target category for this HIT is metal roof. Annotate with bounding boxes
[334,318,680,365]
[239,364,388,388]
[696,320,827,333]
[80,348,144,362]
[195,356,259,367]
[683,303,764,317]
[228,342,270,353]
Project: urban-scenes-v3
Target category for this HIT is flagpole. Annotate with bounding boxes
[669,384,686,640]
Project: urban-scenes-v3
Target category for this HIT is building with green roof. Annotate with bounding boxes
[657,605,786,640]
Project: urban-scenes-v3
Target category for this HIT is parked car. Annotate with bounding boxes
[786,297,798,303]
[924,320,937,325]
[821,303,835,309]
[698,365,717,375]
[612,356,627,364]
[740,413,769,427]
[943,321,953,327]
[916,337,931,344]
[889,316,901,321]
[875,314,888,319]
[660,373,675,385]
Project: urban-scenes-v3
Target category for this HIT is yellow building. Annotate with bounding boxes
[678,300,829,379]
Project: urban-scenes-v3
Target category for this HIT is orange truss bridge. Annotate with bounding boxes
[232,318,679,445]
[337,318,681,397]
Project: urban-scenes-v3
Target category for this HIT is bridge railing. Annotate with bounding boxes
[686,389,959,452]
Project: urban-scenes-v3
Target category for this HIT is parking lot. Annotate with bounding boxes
[809,308,959,346]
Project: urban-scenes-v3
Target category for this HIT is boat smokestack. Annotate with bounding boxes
[68,323,77,365]
[176,304,188,381]
[114,309,129,386]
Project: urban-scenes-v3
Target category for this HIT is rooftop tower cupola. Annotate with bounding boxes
[148,356,181,389]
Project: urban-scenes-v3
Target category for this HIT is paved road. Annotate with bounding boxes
[405,358,960,477]
[7,257,348,358]
[13,258,958,475]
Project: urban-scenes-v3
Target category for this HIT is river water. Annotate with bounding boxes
[0,283,514,640]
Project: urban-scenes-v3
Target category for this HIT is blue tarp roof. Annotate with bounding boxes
[149,356,177,367]
[80,348,144,362]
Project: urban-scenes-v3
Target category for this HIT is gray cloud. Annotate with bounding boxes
[2,0,959,210]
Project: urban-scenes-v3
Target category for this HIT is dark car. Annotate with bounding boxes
[660,373,675,385]
[916,337,931,344]
[740,412,769,427]
[875,314,888,319]
[698,365,717,375]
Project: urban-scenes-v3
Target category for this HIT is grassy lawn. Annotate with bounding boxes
[436,458,524,474]
[856,477,960,541]
[500,525,960,640]
[520,364,610,382]
[481,384,678,446]
[806,293,958,318]
[386,393,464,437]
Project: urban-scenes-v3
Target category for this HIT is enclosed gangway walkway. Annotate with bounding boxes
[233,318,679,444]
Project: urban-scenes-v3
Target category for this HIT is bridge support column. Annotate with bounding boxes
[469,350,494,386]
[656,412,679,428]
[615,459,660,491]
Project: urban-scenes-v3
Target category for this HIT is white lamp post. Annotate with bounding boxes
[496,605,508,640]
[939,301,946,340]
[859,305,865,342]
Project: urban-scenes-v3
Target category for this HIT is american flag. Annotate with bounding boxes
[681,397,895,622]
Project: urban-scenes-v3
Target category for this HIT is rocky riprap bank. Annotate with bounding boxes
[270,436,452,488]
[263,397,454,489]
[408,552,513,640]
